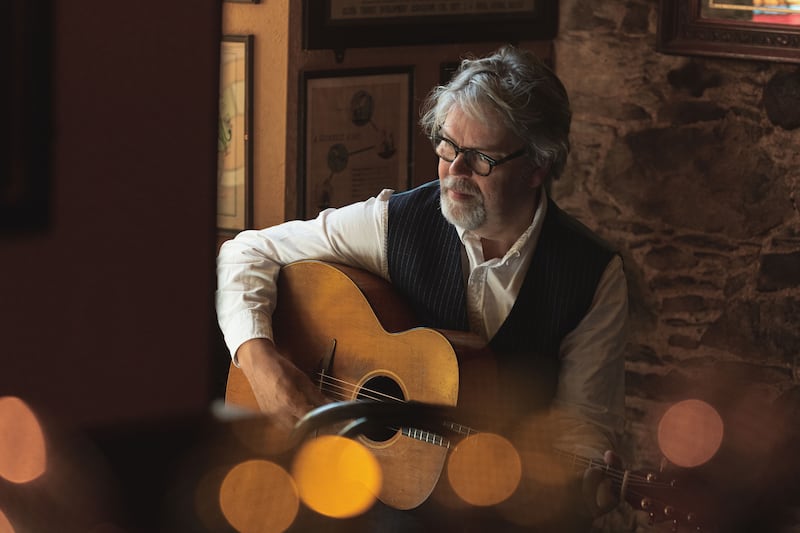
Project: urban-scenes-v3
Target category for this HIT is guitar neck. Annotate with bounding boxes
[401,420,477,449]
[402,421,613,475]
[398,422,706,530]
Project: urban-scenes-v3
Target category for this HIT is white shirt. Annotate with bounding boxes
[216,187,628,457]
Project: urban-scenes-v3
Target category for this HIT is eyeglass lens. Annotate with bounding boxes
[433,137,493,176]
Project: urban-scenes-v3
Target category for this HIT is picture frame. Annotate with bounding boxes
[303,0,558,53]
[217,35,253,232]
[657,0,800,64]
[299,67,413,219]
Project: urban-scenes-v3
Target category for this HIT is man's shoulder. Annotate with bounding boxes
[390,180,440,201]
[545,198,616,256]
[388,180,442,216]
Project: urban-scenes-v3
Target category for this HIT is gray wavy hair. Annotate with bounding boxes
[419,45,571,181]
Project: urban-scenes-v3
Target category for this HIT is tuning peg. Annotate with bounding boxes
[685,512,703,531]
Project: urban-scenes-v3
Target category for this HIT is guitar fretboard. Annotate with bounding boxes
[401,420,476,449]
[397,425,704,530]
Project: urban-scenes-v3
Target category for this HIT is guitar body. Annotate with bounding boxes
[225,260,483,510]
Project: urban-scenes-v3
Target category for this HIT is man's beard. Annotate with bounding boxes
[440,176,486,230]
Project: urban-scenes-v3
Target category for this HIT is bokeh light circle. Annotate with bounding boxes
[219,459,299,533]
[447,433,521,507]
[291,435,382,519]
[0,508,15,533]
[658,399,724,468]
[0,396,47,483]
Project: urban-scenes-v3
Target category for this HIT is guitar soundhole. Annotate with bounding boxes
[357,375,405,442]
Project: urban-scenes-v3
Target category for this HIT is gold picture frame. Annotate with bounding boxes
[657,0,800,64]
[217,35,253,231]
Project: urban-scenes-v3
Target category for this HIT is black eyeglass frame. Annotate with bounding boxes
[430,135,528,177]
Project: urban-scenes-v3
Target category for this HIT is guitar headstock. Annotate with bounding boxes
[621,466,715,532]
[553,450,717,531]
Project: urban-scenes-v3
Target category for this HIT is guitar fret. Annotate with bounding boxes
[402,427,451,448]
[443,421,474,436]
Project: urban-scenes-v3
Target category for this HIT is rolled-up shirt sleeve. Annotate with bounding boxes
[215,191,391,363]
[550,255,628,459]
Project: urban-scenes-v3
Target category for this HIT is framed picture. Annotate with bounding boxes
[300,67,413,219]
[657,0,800,64]
[217,35,253,232]
[303,0,558,52]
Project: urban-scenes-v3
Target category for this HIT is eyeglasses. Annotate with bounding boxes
[431,135,528,177]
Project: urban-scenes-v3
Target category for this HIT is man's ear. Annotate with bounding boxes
[527,165,549,189]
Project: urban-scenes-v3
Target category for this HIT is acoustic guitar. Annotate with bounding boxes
[225,260,485,510]
[225,260,712,529]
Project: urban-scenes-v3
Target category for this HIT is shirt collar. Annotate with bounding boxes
[455,189,549,263]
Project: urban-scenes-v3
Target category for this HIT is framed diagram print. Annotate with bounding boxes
[299,67,413,218]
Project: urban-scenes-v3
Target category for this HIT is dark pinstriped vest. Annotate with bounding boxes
[387,180,617,418]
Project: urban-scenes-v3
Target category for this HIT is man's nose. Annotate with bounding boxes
[448,151,472,175]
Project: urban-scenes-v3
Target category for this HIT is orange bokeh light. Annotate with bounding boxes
[658,399,724,468]
[291,435,382,519]
[219,459,299,533]
[0,397,47,483]
[447,433,521,507]
[0,508,15,533]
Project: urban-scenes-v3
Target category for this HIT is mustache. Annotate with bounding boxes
[441,176,480,196]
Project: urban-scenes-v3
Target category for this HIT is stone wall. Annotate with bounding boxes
[553,0,800,528]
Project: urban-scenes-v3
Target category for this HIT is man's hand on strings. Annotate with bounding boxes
[581,450,623,518]
[236,338,328,430]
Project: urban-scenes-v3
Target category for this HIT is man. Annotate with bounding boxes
[217,45,628,529]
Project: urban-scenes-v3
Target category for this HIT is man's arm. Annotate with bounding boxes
[216,194,390,359]
[215,193,391,425]
[235,338,326,429]
[545,255,629,522]
[551,254,628,459]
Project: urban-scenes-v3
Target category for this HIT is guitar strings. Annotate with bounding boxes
[556,451,696,522]
[315,373,404,404]
[313,372,678,489]
[555,450,680,489]
[310,373,697,523]
[316,371,691,524]
[313,373,457,450]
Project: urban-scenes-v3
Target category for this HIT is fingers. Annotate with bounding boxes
[580,449,622,518]
[594,475,618,515]
[604,449,623,469]
[582,467,617,517]
[237,339,325,426]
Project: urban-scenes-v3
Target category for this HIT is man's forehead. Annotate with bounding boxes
[441,106,516,151]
